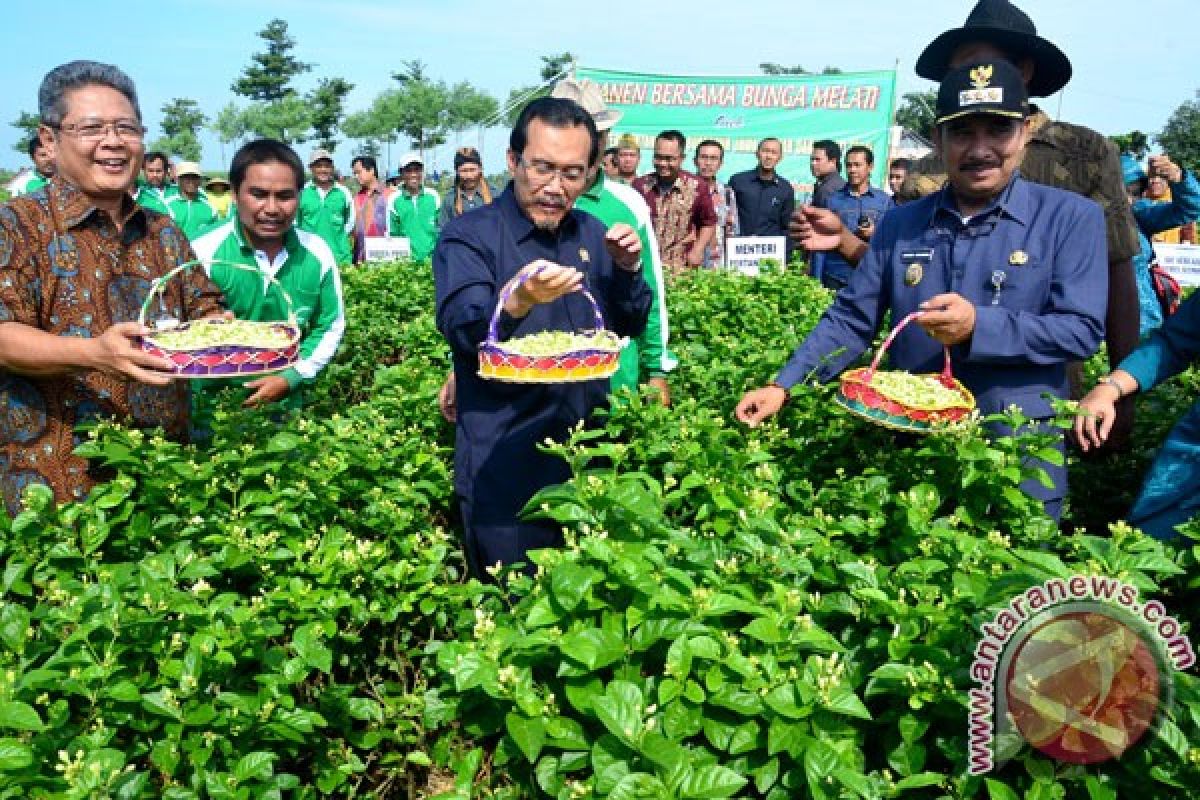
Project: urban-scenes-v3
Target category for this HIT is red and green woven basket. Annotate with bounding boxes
[138,259,301,379]
[835,311,975,434]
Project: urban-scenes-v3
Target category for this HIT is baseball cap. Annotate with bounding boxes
[308,148,334,165]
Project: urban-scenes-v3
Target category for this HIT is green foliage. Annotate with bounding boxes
[238,96,314,145]
[894,91,937,140]
[307,77,355,152]
[230,18,312,104]
[1158,90,1200,173]
[9,111,40,155]
[151,98,206,162]
[505,52,576,126]
[359,69,497,158]
[210,102,248,151]
[759,64,843,76]
[1111,131,1151,160]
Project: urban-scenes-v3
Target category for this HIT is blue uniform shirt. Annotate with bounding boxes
[812,183,895,287]
[777,173,1107,419]
[434,185,652,571]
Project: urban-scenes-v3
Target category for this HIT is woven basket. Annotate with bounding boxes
[835,311,975,434]
[138,259,301,379]
[478,266,627,384]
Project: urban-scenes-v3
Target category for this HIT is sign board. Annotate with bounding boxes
[725,236,787,276]
[1153,243,1200,287]
[364,236,411,262]
[577,66,898,201]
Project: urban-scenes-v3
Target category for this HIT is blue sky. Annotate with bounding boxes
[3,0,1194,175]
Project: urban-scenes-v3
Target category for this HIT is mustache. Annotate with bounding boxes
[959,160,1001,170]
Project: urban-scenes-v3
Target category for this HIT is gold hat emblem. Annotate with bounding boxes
[1009,250,1029,266]
[970,64,994,90]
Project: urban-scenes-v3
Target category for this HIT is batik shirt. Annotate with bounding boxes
[0,179,224,513]
[631,170,717,274]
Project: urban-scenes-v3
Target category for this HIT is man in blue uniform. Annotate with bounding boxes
[434,97,652,577]
[736,60,1108,518]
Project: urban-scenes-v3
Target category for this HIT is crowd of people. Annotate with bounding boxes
[3,0,1200,578]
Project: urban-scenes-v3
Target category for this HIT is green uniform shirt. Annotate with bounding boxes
[575,172,676,395]
[167,194,217,240]
[191,219,346,404]
[135,185,178,216]
[298,181,355,267]
[388,187,440,262]
[11,171,48,197]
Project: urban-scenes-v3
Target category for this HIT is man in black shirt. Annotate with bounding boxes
[728,138,796,260]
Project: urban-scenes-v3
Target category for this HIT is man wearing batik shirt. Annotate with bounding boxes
[632,130,716,274]
[693,140,738,267]
[0,61,224,514]
[350,155,390,264]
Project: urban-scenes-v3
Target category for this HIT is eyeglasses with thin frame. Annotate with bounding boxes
[516,154,588,187]
[54,118,146,142]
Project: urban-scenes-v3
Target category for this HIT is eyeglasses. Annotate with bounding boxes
[54,119,146,142]
[516,155,587,186]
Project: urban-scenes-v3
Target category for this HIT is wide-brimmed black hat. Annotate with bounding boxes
[915,0,1072,98]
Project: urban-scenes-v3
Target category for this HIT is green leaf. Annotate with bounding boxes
[822,688,872,720]
[985,778,1021,800]
[609,772,670,800]
[560,627,625,670]
[234,751,275,783]
[0,701,43,731]
[742,616,783,644]
[1084,775,1117,800]
[505,713,546,763]
[0,739,33,771]
[0,605,29,653]
[893,772,944,791]
[592,680,643,748]
[267,432,304,452]
[104,681,142,703]
[679,764,748,799]
[550,564,596,611]
[292,623,333,674]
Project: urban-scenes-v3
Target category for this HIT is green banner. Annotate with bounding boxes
[577,66,898,200]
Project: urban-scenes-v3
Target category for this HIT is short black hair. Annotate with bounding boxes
[603,146,618,160]
[351,155,378,177]
[846,145,874,166]
[143,151,169,170]
[695,139,724,157]
[813,139,841,166]
[656,130,686,153]
[889,157,911,172]
[229,138,305,192]
[27,137,45,158]
[510,96,600,167]
[757,137,782,151]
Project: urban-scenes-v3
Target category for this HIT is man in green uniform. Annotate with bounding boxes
[167,161,216,239]
[134,151,176,214]
[388,151,440,262]
[192,139,346,409]
[298,148,355,267]
[11,138,55,196]
[553,79,674,404]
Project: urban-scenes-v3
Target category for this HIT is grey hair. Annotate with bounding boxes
[38,60,141,128]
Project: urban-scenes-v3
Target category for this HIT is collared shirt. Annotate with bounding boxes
[388,186,441,262]
[727,169,795,242]
[1130,170,1200,336]
[811,172,846,209]
[439,185,495,227]
[631,170,718,273]
[134,184,178,216]
[814,183,895,286]
[11,171,49,197]
[191,218,345,393]
[353,183,391,263]
[701,180,739,268]
[166,194,217,240]
[575,171,676,392]
[776,173,1107,424]
[298,181,356,267]
[433,185,651,549]
[0,178,224,513]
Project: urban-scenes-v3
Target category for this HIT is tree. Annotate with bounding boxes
[231,18,311,103]
[240,96,313,144]
[211,102,248,163]
[11,111,40,154]
[446,82,499,130]
[759,64,843,76]
[151,98,206,161]
[504,52,576,126]
[342,109,394,160]
[370,69,498,160]
[894,90,937,139]
[1111,131,1150,159]
[1158,91,1200,173]
[308,77,355,151]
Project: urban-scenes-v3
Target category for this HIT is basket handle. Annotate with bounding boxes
[863,310,955,386]
[138,258,297,328]
[486,262,605,345]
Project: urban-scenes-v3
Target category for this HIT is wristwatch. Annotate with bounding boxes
[1097,375,1126,399]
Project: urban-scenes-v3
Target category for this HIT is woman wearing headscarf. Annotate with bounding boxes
[439,147,493,226]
